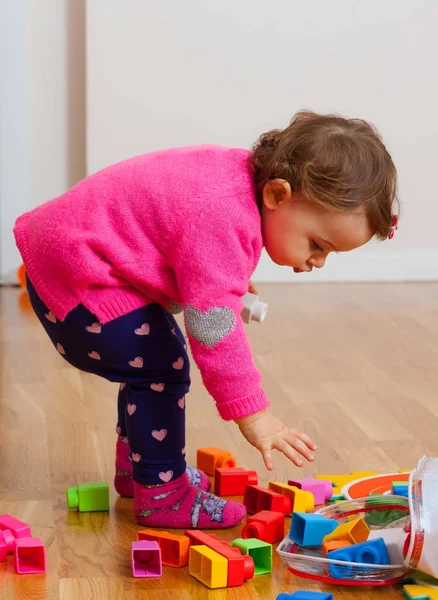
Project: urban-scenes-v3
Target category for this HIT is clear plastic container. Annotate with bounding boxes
[277,495,410,586]
[405,456,438,578]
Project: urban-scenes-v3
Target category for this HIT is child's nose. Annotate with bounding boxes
[309,255,326,269]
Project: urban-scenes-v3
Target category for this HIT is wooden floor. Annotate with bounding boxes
[1,282,438,599]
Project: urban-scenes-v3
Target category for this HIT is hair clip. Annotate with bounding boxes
[388,214,398,239]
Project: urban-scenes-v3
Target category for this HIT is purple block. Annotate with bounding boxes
[131,541,162,578]
[14,537,46,574]
[288,478,333,505]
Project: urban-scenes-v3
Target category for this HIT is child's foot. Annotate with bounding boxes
[134,472,246,529]
[114,436,210,497]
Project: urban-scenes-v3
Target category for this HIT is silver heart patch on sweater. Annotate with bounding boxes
[185,305,236,348]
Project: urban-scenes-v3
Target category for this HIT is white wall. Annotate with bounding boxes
[0,0,86,282]
[0,0,29,281]
[86,0,438,282]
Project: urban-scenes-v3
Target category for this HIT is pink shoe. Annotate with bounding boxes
[114,436,210,497]
[134,473,246,529]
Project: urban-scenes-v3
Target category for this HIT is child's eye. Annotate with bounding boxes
[312,240,323,252]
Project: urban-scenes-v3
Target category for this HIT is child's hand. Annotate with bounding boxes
[248,280,258,295]
[234,409,317,470]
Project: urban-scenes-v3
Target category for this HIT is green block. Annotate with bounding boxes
[66,482,109,512]
[231,538,272,575]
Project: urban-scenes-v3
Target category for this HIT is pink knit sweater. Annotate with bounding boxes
[14,145,268,420]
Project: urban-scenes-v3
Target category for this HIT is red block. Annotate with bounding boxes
[0,514,31,539]
[185,529,254,587]
[243,485,292,515]
[242,510,285,544]
[14,537,46,574]
[214,468,258,496]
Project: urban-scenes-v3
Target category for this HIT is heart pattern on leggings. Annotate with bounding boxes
[151,429,167,441]
[159,470,173,483]
[134,323,150,336]
[45,311,56,323]
[178,397,185,409]
[151,383,164,392]
[56,343,65,355]
[127,403,137,416]
[129,357,143,368]
[88,350,101,360]
[172,357,184,370]
[132,453,141,463]
[119,383,126,391]
[86,322,102,334]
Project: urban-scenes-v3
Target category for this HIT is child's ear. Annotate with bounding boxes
[262,179,292,210]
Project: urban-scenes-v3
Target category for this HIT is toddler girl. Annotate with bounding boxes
[14,110,398,530]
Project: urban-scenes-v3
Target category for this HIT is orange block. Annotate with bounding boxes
[197,448,237,476]
[322,539,352,557]
[137,529,190,567]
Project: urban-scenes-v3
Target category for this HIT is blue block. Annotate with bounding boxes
[289,513,337,547]
[392,482,409,497]
[276,592,333,600]
[327,538,391,579]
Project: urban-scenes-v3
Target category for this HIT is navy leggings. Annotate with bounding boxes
[26,277,190,485]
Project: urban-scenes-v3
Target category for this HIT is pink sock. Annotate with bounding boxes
[114,436,210,497]
[134,473,246,529]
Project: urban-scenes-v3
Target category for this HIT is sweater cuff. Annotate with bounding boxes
[216,390,269,421]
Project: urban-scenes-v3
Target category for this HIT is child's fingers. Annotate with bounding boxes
[283,432,315,462]
[275,439,304,467]
[289,428,317,452]
[260,447,273,470]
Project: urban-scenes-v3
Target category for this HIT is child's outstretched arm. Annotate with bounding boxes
[235,409,317,470]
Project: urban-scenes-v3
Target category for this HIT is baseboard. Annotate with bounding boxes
[252,250,438,283]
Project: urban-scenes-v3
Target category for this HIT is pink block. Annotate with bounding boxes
[288,478,333,505]
[0,529,16,554]
[14,537,46,574]
[131,541,162,578]
[0,514,32,539]
[0,535,7,562]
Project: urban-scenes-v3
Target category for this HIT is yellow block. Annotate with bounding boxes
[322,517,370,545]
[403,584,438,600]
[268,481,314,513]
[189,545,228,589]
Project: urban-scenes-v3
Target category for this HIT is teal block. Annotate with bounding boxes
[231,537,272,575]
[289,513,337,547]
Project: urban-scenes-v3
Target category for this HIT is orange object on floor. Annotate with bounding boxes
[17,264,26,288]
[197,448,236,476]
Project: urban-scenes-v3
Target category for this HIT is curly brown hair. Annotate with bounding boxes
[249,110,399,240]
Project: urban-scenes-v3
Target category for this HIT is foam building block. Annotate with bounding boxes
[231,538,272,575]
[277,593,333,600]
[288,478,333,505]
[66,482,109,512]
[327,538,391,579]
[323,517,370,545]
[137,529,189,567]
[268,482,314,513]
[189,545,228,589]
[196,448,236,476]
[214,467,258,496]
[241,292,268,324]
[0,533,9,562]
[289,513,338,547]
[185,530,254,587]
[242,511,285,544]
[392,482,409,497]
[0,514,32,539]
[403,584,438,600]
[322,539,352,557]
[131,540,162,578]
[14,537,46,574]
[244,485,292,515]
